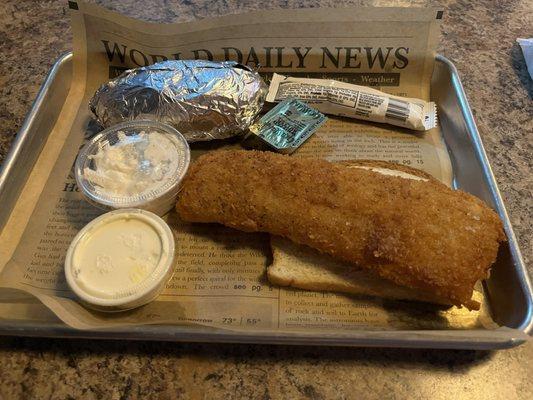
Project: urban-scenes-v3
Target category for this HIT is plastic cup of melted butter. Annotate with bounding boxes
[65,209,175,311]
[75,120,190,216]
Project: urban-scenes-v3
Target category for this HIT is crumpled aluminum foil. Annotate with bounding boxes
[89,60,267,142]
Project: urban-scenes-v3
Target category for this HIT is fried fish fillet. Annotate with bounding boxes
[268,160,458,307]
[176,150,505,309]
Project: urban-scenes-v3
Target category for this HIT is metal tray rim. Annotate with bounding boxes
[0,52,531,348]
[0,319,528,350]
[0,52,73,188]
[435,54,533,334]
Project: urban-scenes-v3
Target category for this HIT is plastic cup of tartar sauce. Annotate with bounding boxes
[75,120,190,216]
[65,208,175,311]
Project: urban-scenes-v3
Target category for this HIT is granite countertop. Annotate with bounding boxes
[0,1,531,398]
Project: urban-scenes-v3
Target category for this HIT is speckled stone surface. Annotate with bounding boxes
[0,1,531,399]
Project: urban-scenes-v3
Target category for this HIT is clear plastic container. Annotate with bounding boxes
[75,120,190,216]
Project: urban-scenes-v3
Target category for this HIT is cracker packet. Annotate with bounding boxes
[267,73,437,131]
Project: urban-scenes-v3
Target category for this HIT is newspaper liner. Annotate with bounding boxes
[0,1,496,331]
[267,73,437,131]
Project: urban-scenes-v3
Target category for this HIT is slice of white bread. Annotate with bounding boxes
[267,160,453,306]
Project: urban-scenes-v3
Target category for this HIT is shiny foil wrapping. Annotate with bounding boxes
[89,60,267,142]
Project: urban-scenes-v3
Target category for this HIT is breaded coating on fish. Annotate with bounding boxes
[176,150,505,309]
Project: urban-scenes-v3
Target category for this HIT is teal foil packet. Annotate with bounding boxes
[245,99,327,154]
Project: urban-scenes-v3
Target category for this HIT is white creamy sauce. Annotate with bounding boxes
[84,131,180,197]
[350,165,428,181]
[71,214,163,299]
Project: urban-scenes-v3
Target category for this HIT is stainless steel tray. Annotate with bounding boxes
[0,52,531,349]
